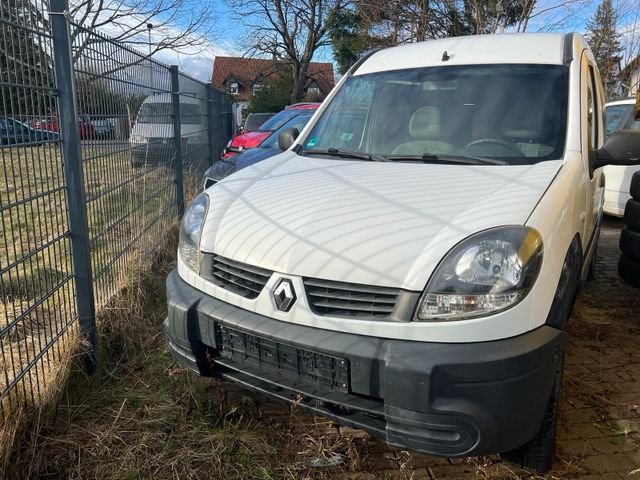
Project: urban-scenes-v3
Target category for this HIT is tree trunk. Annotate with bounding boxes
[291,62,309,103]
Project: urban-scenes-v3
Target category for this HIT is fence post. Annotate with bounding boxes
[170,65,184,217]
[49,0,97,374]
[206,85,215,166]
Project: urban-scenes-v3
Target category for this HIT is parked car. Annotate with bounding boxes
[203,110,316,189]
[93,118,117,139]
[165,33,640,473]
[239,112,274,135]
[33,115,59,132]
[130,93,206,166]
[1,117,59,145]
[603,97,640,216]
[223,102,320,158]
[78,115,95,140]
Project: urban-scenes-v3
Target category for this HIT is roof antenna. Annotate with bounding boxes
[442,51,450,62]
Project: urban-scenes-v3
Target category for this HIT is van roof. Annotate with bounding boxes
[356,33,580,76]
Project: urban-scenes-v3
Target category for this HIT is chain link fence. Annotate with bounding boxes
[1,0,232,421]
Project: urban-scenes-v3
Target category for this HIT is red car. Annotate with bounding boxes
[33,115,59,132]
[33,114,95,139]
[78,115,95,139]
[223,102,320,158]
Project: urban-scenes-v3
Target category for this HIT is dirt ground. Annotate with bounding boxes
[16,216,640,480]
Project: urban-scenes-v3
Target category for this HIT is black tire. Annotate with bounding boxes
[502,358,563,473]
[631,171,640,201]
[620,226,640,261]
[624,199,640,231]
[619,254,640,287]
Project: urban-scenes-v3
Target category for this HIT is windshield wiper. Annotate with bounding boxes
[387,153,507,166]
[302,148,389,162]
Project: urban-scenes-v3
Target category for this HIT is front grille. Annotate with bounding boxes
[303,278,401,319]
[210,255,272,299]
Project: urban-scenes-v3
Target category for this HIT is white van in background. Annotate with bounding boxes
[603,98,640,216]
[130,93,206,166]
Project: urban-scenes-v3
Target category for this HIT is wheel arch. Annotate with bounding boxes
[545,234,583,330]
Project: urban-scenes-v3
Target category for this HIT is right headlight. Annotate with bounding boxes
[415,226,543,321]
[178,193,209,273]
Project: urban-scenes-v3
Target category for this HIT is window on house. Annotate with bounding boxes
[253,83,263,95]
[229,82,239,95]
[307,82,321,96]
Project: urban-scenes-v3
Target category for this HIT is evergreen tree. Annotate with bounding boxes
[247,68,296,113]
[328,8,371,75]
[585,0,622,98]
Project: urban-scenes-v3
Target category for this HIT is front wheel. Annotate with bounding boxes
[501,356,563,473]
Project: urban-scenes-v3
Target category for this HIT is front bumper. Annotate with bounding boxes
[165,269,565,457]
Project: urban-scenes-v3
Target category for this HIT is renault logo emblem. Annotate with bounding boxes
[273,279,296,312]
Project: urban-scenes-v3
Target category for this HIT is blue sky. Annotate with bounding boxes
[151,0,639,82]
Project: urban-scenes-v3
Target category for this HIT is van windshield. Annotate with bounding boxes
[303,65,568,165]
[137,102,203,125]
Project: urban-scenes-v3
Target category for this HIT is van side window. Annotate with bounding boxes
[586,66,598,150]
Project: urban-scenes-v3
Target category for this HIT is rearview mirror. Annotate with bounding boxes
[593,130,640,170]
[278,127,299,151]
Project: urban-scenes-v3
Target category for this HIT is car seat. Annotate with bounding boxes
[392,106,453,155]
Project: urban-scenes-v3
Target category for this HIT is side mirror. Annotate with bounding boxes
[278,127,299,151]
[593,130,640,170]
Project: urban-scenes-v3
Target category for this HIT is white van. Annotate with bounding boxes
[130,93,206,166]
[164,33,640,473]
[603,97,640,216]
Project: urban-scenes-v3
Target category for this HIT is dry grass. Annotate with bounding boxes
[0,136,211,478]
[2,225,379,480]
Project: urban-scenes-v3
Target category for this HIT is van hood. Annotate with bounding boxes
[201,153,562,291]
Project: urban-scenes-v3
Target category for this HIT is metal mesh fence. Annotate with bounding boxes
[0,0,232,420]
[1,0,78,417]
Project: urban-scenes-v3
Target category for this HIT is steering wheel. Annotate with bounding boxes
[464,138,523,156]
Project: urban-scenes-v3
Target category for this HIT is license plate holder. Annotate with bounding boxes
[216,325,349,392]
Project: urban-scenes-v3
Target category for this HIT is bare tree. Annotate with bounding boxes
[68,0,217,62]
[228,0,343,103]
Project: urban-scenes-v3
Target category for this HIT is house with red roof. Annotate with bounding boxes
[211,56,334,125]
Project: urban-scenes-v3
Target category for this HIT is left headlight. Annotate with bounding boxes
[179,193,209,273]
[415,226,543,321]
